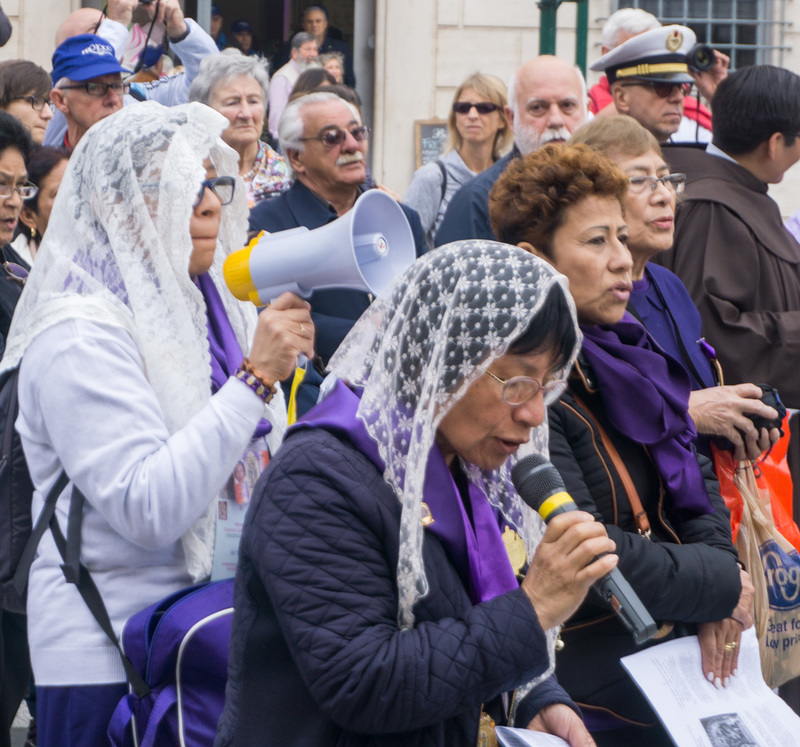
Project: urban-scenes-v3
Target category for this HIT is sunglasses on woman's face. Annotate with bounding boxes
[452,101,501,115]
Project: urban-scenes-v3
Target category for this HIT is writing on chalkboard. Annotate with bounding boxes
[414,119,448,169]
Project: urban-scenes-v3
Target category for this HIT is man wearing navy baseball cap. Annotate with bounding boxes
[50,34,130,149]
[591,24,700,143]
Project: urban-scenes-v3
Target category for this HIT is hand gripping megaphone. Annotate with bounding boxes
[224,189,417,306]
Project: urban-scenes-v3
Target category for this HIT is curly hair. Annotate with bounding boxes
[489,142,628,256]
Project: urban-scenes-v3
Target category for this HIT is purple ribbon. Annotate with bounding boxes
[196,273,271,438]
[292,381,519,604]
[580,314,712,516]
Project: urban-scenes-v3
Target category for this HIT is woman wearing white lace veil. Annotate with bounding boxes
[216,241,615,747]
[0,101,314,746]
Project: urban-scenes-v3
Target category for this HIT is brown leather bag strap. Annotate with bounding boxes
[573,394,652,538]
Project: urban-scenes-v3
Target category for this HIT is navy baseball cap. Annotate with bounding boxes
[211,4,221,16]
[231,20,252,33]
[51,34,130,84]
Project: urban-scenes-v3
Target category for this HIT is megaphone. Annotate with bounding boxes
[224,189,416,306]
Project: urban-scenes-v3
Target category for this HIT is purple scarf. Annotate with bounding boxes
[196,273,271,438]
[291,381,519,604]
[580,314,713,516]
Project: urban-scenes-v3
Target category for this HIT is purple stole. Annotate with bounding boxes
[291,381,519,604]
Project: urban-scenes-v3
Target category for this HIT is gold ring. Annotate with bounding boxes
[724,641,738,652]
[299,322,305,335]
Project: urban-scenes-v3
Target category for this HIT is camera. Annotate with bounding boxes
[687,44,715,72]
[745,384,786,432]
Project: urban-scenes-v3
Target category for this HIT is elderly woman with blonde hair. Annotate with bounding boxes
[405,72,511,249]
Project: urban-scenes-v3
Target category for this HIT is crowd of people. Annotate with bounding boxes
[0,2,797,746]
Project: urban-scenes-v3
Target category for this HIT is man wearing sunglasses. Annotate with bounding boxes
[590,24,720,144]
[249,91,426,365]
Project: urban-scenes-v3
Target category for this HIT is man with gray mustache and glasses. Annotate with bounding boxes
[435,55,588,245]
[249,91,426,366]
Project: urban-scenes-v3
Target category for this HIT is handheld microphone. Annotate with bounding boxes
[511,454,658,645]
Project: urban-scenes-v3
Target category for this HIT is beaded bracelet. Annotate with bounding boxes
[234,357,276,404]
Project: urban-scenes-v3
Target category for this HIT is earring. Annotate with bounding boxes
[30,227,36,239]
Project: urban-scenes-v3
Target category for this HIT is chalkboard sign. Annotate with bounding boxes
[415,119,449,169]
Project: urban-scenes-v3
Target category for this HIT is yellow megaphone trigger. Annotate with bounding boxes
[223,232,262,303]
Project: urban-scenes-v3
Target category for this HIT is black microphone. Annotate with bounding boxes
[511,454,658,645]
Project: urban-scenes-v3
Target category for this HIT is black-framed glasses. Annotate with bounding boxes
[628,173,686,195]
[2,262,29,284]
[12,95,52,111]
[194,176,236,207]
[59,81,129,97]
[0,182,38,200]
[484,370,568,406]
[452,101,501,115]
[299,125,370,148]
[619,81,692,99]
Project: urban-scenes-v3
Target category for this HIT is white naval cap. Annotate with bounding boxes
[590,24,697,85]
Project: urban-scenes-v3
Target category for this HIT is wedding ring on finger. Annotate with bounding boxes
[724,641,738,652]
[299,322,305,335]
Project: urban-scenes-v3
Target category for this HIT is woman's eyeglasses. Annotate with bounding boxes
[3,262,29,284]
[484,370,568,406]
[0,182,38,200]
[452,101,501,115]
[618,81,692,99]
[299,126,371,148]
[628,173,686,195]
[12,95,52,111]
[193,176,236,207]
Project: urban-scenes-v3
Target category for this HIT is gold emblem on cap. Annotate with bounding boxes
[666,29,683,52]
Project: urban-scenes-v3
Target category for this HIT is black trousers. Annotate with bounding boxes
[0,609,30,747]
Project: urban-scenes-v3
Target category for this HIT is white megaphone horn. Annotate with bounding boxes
[224,189,416,306]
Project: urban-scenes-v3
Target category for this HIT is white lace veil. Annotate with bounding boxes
[1,101,263,581]
[328,240,581,694]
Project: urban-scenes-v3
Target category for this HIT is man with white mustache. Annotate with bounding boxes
[435,55,587,245]
[249,92,426,364]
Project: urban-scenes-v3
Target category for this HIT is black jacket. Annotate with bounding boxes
[216,426,576,746]
[548,360,742,727]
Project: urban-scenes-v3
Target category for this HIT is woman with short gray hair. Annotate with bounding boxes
[189,49,290,206]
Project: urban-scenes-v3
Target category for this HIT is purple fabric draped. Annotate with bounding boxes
[292,380,519,604]
[580,314,713,516]
[196,273,271,437]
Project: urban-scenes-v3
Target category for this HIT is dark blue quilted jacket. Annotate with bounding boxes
[215,426,576,746]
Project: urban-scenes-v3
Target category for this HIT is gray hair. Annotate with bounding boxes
[188,49,269,107]
[601,8,660,50]
[507,62,587,122]
[278,91,360,175]
[291,31,316,51]
[319,50,344,69]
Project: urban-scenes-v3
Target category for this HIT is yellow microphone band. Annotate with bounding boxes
[538,492,573,521]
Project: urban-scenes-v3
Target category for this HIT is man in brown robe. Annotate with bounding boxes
[656,65,800,408]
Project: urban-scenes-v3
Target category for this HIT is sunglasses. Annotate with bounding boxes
[619,81,693,99]
[452,101,501,115]
[194,176,236,207]
[3,262,29,284]
[299,126,370,148]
